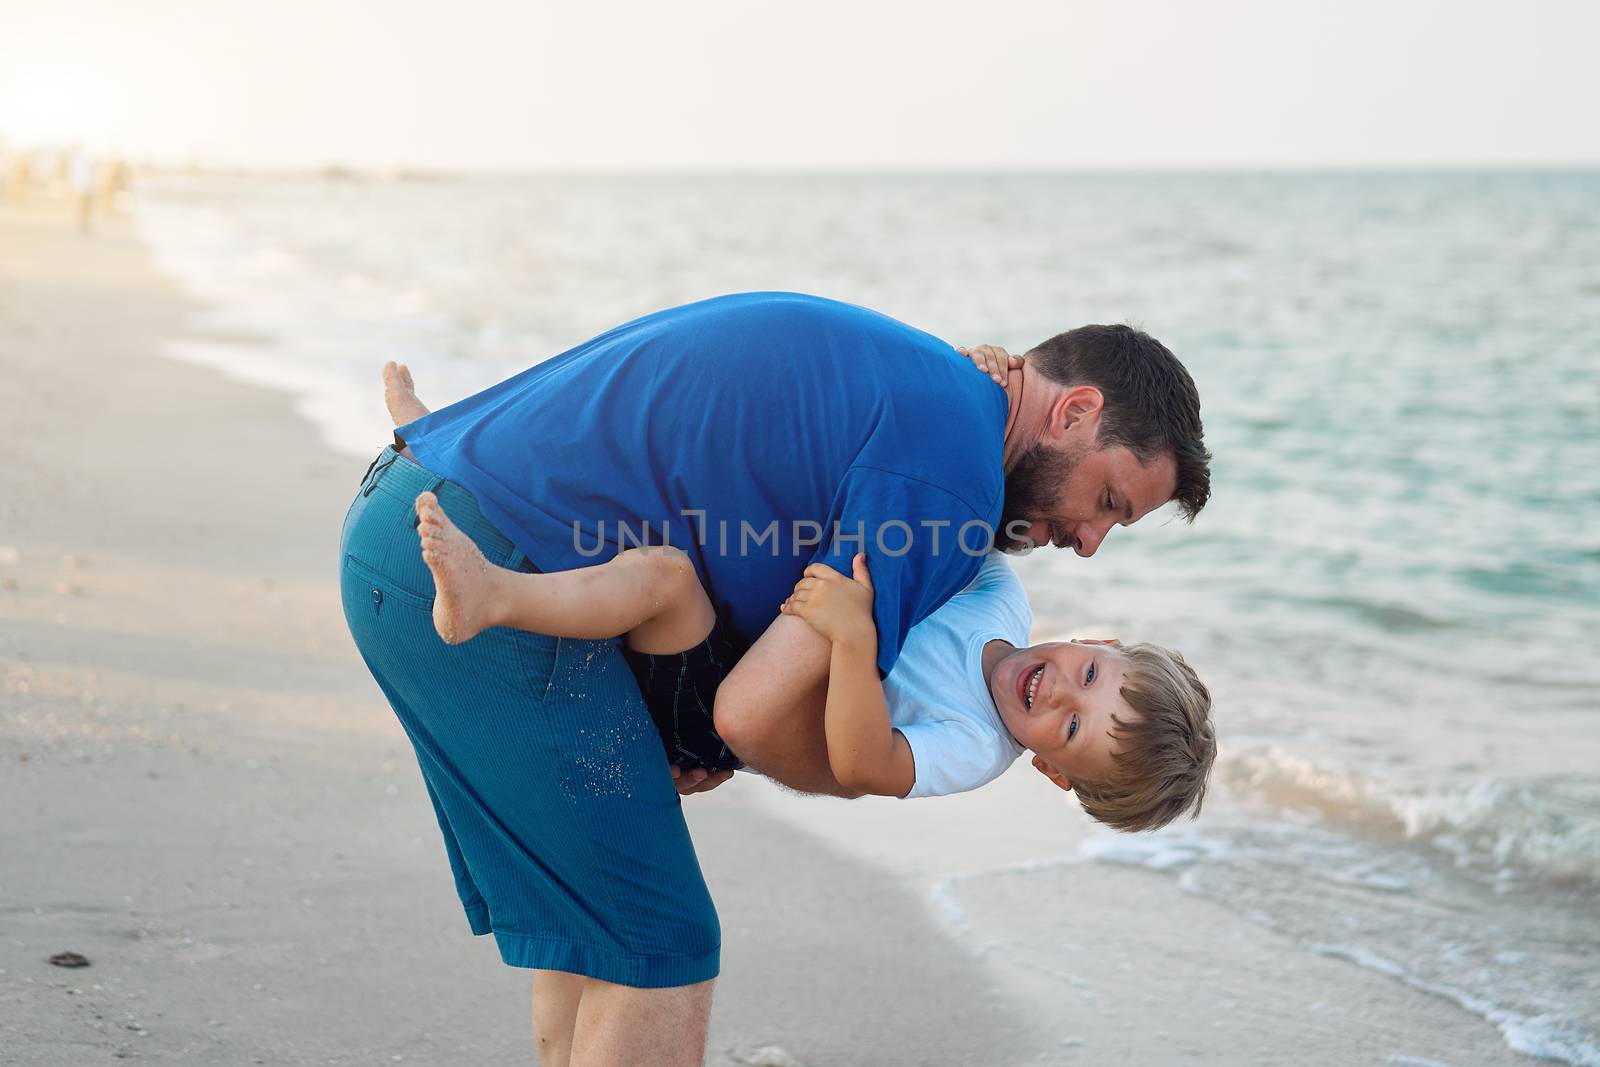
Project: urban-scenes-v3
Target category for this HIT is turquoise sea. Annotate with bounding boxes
[136,170,1600,1063]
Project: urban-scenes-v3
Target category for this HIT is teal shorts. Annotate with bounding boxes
[339,446,719,987]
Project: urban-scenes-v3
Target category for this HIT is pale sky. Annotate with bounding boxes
[1,0,1595,170]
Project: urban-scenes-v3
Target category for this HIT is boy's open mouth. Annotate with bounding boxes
[1017,662,1046,712]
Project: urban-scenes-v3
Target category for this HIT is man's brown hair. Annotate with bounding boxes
[1027,324,1211,521]
[1070,643,1216,833]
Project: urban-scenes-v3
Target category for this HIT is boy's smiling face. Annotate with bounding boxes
[988,639,1135,790]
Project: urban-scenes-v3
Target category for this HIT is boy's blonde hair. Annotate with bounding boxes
[1070,643,1215,833]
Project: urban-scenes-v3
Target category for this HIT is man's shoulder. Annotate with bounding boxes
[854,355,1009,520]
[844,448,1005,545]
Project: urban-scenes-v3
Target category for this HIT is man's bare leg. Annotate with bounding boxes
[569,979,714,1067]
[415,492,715,650]
[383,361,430,424]
[532,970,584,1067]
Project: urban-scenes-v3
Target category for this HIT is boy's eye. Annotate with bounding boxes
[1085,662,1097,685]
[1068,716,1079,741]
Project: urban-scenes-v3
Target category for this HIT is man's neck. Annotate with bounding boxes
[1000,364,1049,471]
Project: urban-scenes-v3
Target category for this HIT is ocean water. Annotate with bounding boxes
[134,170,1600,1063]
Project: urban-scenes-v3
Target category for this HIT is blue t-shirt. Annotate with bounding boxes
[399,292,1006,675]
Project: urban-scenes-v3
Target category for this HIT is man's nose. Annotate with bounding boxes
[1074,522,1109,557]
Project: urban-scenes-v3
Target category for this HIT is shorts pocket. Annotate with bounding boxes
[511,630,560,703]
[343,553,434,612]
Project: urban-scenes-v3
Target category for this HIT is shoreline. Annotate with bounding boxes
[0,193,1544,1065]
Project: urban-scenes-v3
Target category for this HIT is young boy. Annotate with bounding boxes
[383,362,1215,831]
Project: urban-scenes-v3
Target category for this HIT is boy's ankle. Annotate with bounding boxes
[482,568,524,632]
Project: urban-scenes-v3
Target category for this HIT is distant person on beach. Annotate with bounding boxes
[96,158,127,218]
[339,292,1209,1066]
[3,148,30,202]
[68,150,95,233]
[384,359,1215,822]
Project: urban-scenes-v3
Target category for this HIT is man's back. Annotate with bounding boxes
[399,291,1006,671]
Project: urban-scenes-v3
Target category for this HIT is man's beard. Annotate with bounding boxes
[998,442,1079,553]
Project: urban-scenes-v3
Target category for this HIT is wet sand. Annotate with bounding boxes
[0,195,1530,1066]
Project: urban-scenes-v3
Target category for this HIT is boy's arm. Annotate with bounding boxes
[779,554,916,798]
[823,630,917,797]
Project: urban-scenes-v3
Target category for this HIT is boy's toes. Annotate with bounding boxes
[383,360,415,394]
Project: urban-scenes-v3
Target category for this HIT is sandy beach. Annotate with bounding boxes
[0,196,1542,1066]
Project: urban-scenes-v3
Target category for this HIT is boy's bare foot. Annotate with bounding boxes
[416,491,499,644]
[383,361,430,426]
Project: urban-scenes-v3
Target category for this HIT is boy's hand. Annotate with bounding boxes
[956,344,1024,385]
[670,765,734,795]
[780,553,876,647]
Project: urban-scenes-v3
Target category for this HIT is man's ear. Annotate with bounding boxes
[1032,754,1074,793]
[1047,384,1104,442]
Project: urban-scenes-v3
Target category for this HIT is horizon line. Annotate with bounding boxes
[100,160,1600,179]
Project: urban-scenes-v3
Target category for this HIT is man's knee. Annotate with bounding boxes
[571,977,715,1067]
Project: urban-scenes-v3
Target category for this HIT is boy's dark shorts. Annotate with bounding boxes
[621,614,749,773]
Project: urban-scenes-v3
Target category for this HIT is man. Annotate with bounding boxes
[339,291,1208,1066]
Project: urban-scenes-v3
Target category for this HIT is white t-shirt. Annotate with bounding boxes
[885,551,1030,798]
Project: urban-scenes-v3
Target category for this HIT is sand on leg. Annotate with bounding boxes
[413,490,510,644]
